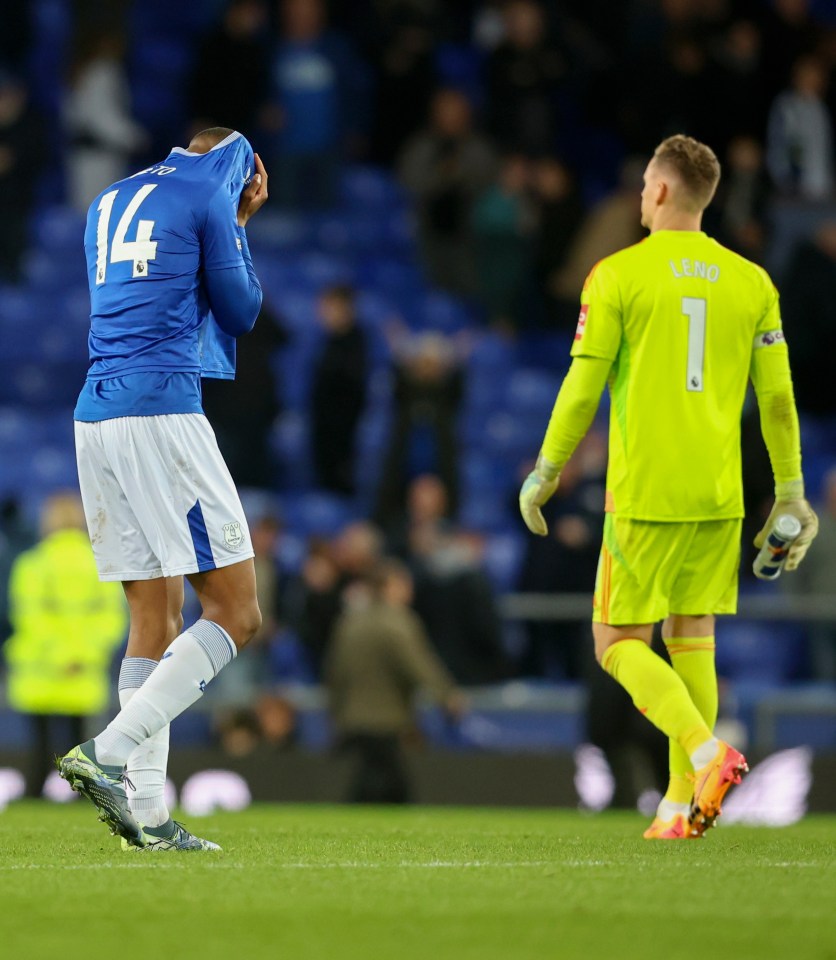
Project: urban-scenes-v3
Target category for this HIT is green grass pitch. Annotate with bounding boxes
[1,803,834,960]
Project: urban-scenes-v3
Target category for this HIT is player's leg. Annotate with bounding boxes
[658,614,717,823]
[592,517,728,835]
[118,576,183,829]
[93,559,260,767]
[59,421,163,843]
[593,621,715,762]
[62,416,258,845]
[77,561,259,849]
[665,520,747,833]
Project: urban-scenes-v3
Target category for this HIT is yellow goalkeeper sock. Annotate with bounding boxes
[663,636,718,805]
[601,639,712,757]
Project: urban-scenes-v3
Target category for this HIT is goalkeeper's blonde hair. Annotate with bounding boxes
[653,135,721,213]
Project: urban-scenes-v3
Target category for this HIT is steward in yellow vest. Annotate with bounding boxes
[4,494,127,793]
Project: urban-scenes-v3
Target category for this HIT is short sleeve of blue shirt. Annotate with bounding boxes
[201,187,244,270]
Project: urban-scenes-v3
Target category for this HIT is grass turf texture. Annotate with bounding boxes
[1,804,834,960]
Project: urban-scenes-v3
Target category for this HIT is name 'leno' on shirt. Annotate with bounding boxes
[669,258,720,281]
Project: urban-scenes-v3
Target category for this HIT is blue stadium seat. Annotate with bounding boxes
[270,412,313,490]
[341,166,407,211]
[468,332,517,374]
[716,619,810,684]
[246,212,315,252]
[482,532,527,591]
[505,369,561,414]
[29,206,86,253]
[356,257,423,302]
[458,491,514,533]
[268,629,316,684]
[24,248,87,291]
[434,44,485,108]
[280,492,357,537]
[26,444,79,489]
[415,290,479,331]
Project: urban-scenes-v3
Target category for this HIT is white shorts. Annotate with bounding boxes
[75,414,254,581]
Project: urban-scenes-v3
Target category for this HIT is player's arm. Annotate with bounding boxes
[201,155,268,337]
[202,235,262,337]
[519,260,619,536]
[519,357,611,535]
[749,294,818,570]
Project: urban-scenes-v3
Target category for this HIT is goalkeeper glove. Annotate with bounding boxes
[519,455,560,536]
[754,479,819,571]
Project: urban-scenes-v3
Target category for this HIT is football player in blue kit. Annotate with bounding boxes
[58,128,268,850]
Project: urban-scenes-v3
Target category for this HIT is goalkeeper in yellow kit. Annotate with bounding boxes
[519,134,819,839]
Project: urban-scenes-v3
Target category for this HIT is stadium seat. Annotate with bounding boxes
[482,532,528,591]
[280,491,357,537]
[340,166,407,211]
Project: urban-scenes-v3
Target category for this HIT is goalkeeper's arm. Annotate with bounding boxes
[519,355,611,535]
[750,342,818,570]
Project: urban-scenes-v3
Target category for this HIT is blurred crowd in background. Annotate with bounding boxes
[1,0,836,785]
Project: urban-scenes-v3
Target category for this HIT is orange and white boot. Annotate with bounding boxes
[643,812,697,840]
[689,740,748,836]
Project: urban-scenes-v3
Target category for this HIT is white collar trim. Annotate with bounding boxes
[170,131,242,157]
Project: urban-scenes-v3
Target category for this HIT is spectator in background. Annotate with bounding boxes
[516,430,605,679]
[266,0,369,209]
[216,692,297,756]
[760,0,819,98]
[325,558,462,803]
[784,468,836,681]
[399,88,495,295]
[202,299,288,489]
[189,0,270,138]
[4,493,127,796]
[287,521,384,675]
[485,0,565,155]
[708,21,769,157]
[399,476,508,686]
[64,29,148,214]
[310,285,368,495]
[531,157,585,329]
[0,72,44,284]
[385,472,452,559]
[369,9,437,167]
[767,55,834,201]
[552,156,645,307]
[375,330,464,528]
[472,153,535,333]
[781,221,836,416]
[712,136,770,262]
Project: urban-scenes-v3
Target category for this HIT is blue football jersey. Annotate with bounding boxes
[74,132,256,421]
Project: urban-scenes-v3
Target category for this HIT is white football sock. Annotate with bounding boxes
[689,736,720,770]
[95,621,236,766]
[118,657,170,829]
[657,798,690,821]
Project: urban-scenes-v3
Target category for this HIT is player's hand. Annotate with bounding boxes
[754,480,819,571]
[519,455,560,536]
[237,153,268,226]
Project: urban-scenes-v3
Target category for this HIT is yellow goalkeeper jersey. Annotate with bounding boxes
[571,230,783,521]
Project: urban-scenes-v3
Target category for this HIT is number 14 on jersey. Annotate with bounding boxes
[96,184,159,284]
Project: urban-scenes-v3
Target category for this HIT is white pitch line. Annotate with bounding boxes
[0,860,578,872]
[0,859,826,872]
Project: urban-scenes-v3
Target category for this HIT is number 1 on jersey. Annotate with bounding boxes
[681,296,706,392]
[95,184,158,285]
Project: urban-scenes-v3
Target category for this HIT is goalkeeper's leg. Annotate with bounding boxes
[659,616,718,826]
[594,622,746,835]
[594,623,716,764]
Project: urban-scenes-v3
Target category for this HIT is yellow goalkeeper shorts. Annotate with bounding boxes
[592,515,742,625]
